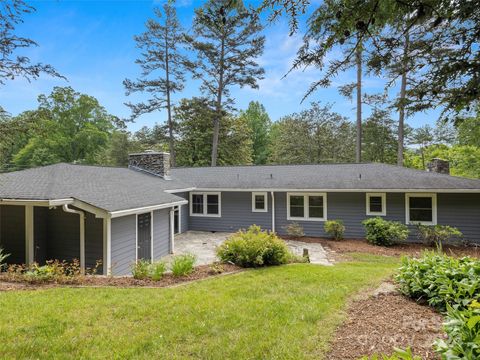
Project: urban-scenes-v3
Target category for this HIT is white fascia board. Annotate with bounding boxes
[192,188,480,193]
[164,187,196,193]
[109,200,188,218]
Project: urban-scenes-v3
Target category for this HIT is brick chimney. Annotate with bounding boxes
[128,151,171,180]
[427,158,450,175]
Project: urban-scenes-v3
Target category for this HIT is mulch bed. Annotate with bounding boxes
[282,236,480,261]
[0,263,242,291]
[327,287,446,359]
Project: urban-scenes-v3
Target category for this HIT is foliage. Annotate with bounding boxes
[150,261,167,281]
[359,347,421,360]
[283,222,304,238]
[363,217,409,246]
[174,97,252,166]
[217,225,291,267]
[324,220,345,241]
[0,0,62,86]
[5,259,101,284]
[0,247,10,270]
[0,257,399,358]
[268,102,355,164]
[132,260,151,280]
[435,301,480,359]
[362,108,398,164]
[95,130,131,166]
[11,87,119,167]
[171,254,196,277]
[396,252,480,311]
[124,4,187,165]
[239,101,271,165]
[415,224,463,248]
[185,0,265,166]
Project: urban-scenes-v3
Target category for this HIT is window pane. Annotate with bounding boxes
[409,197,433,222]
[255,195,265,210]
[308,196,324,218]
[290,195,304,217]
[369,196,383,213]
[206,194,219,215]
[192,194,203,214]
[410,197,432,209]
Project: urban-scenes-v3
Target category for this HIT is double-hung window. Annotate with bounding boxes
[252,192,268,212]
[190,192,221,217]
[406,193,437,225]
[287,193,327,221]
[366,193,386,216]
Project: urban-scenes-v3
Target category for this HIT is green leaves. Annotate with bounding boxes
[362,217,409,246]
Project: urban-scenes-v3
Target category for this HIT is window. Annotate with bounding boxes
[406,193,437,225]
[252,192,268,212]
[287,193,327,221]
[366,193,386,216]
[190,192,221,217]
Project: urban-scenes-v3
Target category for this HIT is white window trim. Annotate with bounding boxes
[405,193,437,225]
[287,192,327,221]
[252,192,268,212]
[366,193,387,216]
[189,192,222,217]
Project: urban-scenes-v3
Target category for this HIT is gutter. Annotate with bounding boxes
[108,200,188,218]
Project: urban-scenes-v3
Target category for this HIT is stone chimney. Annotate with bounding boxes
[427,158,450,175]
[128,151,171,180]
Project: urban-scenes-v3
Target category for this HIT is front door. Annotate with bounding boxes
[137,212,152,261]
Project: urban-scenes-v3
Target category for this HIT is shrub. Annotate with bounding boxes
[171,254,196,277]
[324,220,345,241]
[150,261,167,281]
[416,224,463,249]
[132,260,151,280]
[363,217,409,246]
[284,222,304,238]
[0,247,10,271]
[396,252,480,311]
[435,301,480,359]
[217,225,291,267]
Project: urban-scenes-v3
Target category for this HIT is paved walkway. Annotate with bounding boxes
[165,231,331,266]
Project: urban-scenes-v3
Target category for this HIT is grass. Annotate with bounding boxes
[0,254,400,359]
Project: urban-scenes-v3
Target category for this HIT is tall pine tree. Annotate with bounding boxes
[124,3,186,166]
[185,0,265,166]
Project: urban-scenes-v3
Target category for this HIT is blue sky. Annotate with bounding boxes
[1,0,439,132]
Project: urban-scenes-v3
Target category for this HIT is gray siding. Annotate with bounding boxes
[153,209,171,259]
[176,192,189,233]
[183,191,480,244]
[188,191,272,232]
[111,215,136,276]
[0,205,25,264]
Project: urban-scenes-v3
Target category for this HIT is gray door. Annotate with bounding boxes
[137,213,151,261]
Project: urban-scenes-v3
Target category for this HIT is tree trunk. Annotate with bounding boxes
[397,32,409,167]
[355,43,362,163]
[211,32,226,167]
[165,27,176,167]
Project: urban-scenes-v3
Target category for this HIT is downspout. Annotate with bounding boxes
[271,192,275,233]
[62,204,85,274]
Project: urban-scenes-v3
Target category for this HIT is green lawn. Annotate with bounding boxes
[0,255,399,359]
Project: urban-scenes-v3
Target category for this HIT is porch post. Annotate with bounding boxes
[270,192,275,233]
[169,208,175,254]
[103,217,111,275]
[25,205,34,265]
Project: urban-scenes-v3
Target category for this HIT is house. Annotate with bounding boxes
[1,152,480,275]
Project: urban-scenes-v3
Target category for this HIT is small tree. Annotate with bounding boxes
[324,220,345,241]
[416,224,463,249]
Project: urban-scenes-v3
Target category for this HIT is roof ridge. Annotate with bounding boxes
[172,162,379,170]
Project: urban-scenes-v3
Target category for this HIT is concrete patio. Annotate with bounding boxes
[165,231,332,266]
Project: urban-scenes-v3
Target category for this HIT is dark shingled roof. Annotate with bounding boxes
[170,163,480,191]
[0,163,190,212]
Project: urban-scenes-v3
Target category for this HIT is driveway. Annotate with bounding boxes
[166,231,332,266]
